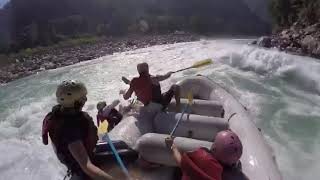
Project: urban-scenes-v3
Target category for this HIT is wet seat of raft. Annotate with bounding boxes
[167,98,225,118]
[155,98,228,142]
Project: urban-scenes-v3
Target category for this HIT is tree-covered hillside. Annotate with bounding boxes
[0,0,269,52]
[270,0,320,29]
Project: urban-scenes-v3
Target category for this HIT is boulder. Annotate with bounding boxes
[301,35,317,50]
[174,30,186,35]
[250,40,257,45]
[43,62,57,69]
[311,43,320,56]
[257,36,272,48]
[78,55,93,61]
[281,29,291,39]
[304,24,319,35]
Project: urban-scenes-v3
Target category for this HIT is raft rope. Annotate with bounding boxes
[227,113,237,122]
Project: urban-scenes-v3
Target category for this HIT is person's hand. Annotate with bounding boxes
[165,136,175,149]
[122,76,131,85]
[129,98,136,106]
[166,71,173,77]
[119,89,126,94]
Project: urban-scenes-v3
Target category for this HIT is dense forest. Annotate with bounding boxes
[0,0,269,53]
[270,0,320,29]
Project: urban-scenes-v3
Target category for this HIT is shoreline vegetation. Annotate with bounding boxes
[1,0,320,85]
[0,0,270,84]
[0,33,199,84]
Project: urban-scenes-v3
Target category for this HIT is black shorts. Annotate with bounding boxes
[151,87,174,109]
[160,88,175,108]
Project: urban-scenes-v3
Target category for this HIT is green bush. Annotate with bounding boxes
[270,0,320,28]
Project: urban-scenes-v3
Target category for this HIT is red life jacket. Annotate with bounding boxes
[42,105,98,173]
[180,148,223,180]
[130,75,153,105]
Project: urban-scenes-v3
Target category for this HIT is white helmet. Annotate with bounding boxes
[56,80,87,108]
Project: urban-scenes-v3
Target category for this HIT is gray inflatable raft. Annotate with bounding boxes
[107,76,282,180]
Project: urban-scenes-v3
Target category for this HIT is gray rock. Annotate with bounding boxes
[250,40,257,45]
[301,35,317,50]
[257,36,272,48]
[43,62,57,69]
[281,30,291,39]
[174,30,186,35]
[292,32,301,39]
[312,43,320,55]
[79,56,93,61]
[304,24,319,35]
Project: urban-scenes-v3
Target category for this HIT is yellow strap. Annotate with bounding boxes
[187,91,193,105]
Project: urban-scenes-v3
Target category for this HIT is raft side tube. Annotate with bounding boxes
[153,112,228,141]
[94,141,139,165]
[136,133,212,166]
[177,76,283,180]
[168,98,224,117]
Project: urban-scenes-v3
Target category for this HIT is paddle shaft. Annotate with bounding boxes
[103,133,131,179]
[122,59,212,81]
[170,104,189,137]
[172,67,193,73]
[173,59,212,73]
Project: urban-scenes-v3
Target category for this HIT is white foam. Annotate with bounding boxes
[0,139,64,180]
[1,39,320,179]
[221,45,320,94]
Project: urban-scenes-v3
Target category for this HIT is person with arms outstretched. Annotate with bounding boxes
[122,62,181,111]
[96,100,123,132]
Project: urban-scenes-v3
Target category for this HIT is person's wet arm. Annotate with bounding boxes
[165,137,182,166]
[123,86,133,100]
[154,72,173,81]
[69,141,114,180]
[102,100,120,116]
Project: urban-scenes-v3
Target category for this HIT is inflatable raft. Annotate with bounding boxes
[97,75,282,180]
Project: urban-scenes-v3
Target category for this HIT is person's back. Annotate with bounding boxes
[43,105,98,176]
[42,80,114,180]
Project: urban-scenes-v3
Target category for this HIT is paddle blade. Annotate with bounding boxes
[191,59,213,68]
[98,120,109,135]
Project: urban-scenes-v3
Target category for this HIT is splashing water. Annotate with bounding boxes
[0,39,319,180]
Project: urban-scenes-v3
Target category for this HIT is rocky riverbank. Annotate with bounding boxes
[0,33,199,84]
[254,23,320,59]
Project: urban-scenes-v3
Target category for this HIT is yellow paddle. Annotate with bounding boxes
[169,91,193,137]
[98,120,109,135]
[173,59,213,73]
[121,59,213,85]
[98,120,131,179]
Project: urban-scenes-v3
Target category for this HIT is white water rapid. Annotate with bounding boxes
[0,39,319,180]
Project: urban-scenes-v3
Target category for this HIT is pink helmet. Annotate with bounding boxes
[214,130,243,165]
